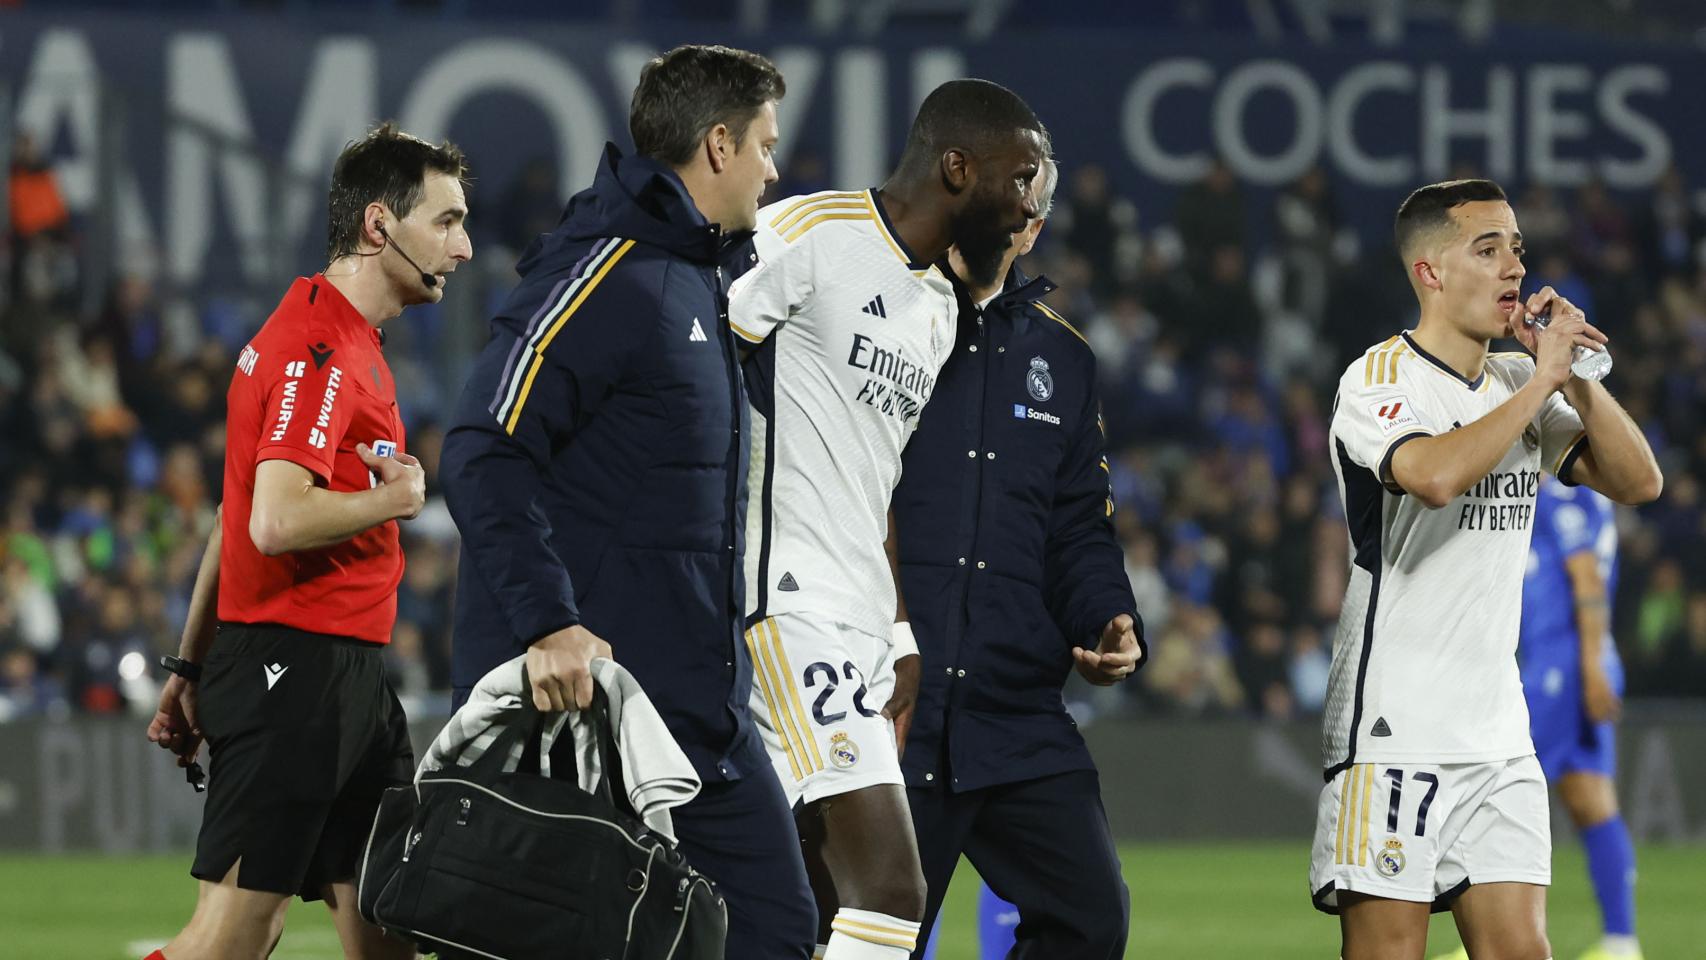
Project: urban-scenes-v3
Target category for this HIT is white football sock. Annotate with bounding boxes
[822,908,920,959]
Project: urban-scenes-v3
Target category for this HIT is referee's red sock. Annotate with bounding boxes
[144,951,168,960]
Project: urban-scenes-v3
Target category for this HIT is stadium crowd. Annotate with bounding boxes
[3,137,1704,723]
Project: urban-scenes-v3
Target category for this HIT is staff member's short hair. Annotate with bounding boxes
[629,45,786,166]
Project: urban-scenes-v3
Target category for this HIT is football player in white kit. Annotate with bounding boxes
[1309,179,1662,960]
[728,79,1048,960]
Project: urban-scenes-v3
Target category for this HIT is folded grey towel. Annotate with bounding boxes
[419,655,699,840]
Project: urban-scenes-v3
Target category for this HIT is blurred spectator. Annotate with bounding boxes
[1183,244,1263,361]
[1572,179,1635,268]
[0,642,66,720]
[1271,167,1342,327]
[7,132,66,240]
[1219,508,1286,641]
[1288,625,1331,714]
[1173,158,1245,277]
[493,156,564,252]
[1518,184,1572,261]
[1142,601,1244,716]
[3,554,60,655]
[1636,166,1703,285]
[1237,623,1293,721]
[1524,249,1595,319]
[1058,163,1139,296]
[1123,530,1171,637]
[95,275,167,397]
[7,131,76,314]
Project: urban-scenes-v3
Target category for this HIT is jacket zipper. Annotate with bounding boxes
[716,263,743,674]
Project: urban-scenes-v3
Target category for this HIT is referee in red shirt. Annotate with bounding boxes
[144,122,471,960]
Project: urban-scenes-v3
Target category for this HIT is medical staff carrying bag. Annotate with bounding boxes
[358,683,726,959]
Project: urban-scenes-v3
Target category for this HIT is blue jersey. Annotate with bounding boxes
[1520,478,1618,673]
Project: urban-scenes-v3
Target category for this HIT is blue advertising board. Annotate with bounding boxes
[2,12,1700,295]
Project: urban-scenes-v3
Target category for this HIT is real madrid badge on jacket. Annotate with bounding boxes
[1026,356,1053,402]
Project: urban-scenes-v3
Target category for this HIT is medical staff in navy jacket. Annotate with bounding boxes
[439,47,815,959]
[892,159,1143,959]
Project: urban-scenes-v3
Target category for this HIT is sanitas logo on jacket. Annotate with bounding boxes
[1012,403,1060,425]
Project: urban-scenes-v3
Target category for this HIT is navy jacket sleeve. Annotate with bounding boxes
[1042,359,1142,651]
[440,245,648,646]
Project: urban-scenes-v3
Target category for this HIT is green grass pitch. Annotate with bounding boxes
[2,842,1701,958]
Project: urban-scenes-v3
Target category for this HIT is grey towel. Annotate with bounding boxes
[419,656,699,840]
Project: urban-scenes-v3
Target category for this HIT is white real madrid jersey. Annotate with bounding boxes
[729,189,958,639]
[1322,332,1587,774]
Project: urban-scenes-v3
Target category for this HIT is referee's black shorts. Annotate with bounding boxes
[192,622,414,900]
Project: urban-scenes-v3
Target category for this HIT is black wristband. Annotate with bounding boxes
[160,655,202,683]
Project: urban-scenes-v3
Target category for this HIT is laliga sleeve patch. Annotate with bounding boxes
[1367,396,1421,435]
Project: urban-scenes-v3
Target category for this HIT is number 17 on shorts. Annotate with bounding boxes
[1309,756,1551,913]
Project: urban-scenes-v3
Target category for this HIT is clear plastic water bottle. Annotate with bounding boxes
[1528,305,1612,382]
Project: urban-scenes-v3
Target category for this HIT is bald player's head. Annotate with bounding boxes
[1393,178,1508,265]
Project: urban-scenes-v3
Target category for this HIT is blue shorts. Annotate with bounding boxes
[1522,658,1621,781]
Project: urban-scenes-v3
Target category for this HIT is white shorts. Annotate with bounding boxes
[744,612,901,807]
[1309,754,1550,913]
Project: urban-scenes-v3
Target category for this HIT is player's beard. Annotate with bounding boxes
[952,183,1020,289]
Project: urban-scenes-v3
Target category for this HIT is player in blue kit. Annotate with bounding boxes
[1520,477,1640,960]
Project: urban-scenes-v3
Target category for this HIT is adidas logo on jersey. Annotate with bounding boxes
[688,317,708,342]
[1371,717,1392,737]
[778,571,800,592]
[861,295,887,318]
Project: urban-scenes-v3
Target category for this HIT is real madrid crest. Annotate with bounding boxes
[1026,356,1054,402]
[1376,838,1406,877]
[829,731,860,769]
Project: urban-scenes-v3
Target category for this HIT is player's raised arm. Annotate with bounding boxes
[1551,383,1661,504]
[1511,289,1662,505]
[1385,372,1553,510]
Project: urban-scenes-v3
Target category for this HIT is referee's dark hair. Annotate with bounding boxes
[629,45,786,167]
[326,121,469,261]
[894,79,1046,179]
[1394,178,1508,261]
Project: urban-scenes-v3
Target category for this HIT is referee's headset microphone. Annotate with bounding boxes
[376,221,438,288]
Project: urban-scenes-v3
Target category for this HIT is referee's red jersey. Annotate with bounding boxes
[218,276,406,644]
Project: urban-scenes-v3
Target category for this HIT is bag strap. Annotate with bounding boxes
[456,663,650,826]
[464,666,574,783]
[583,685,622,810]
